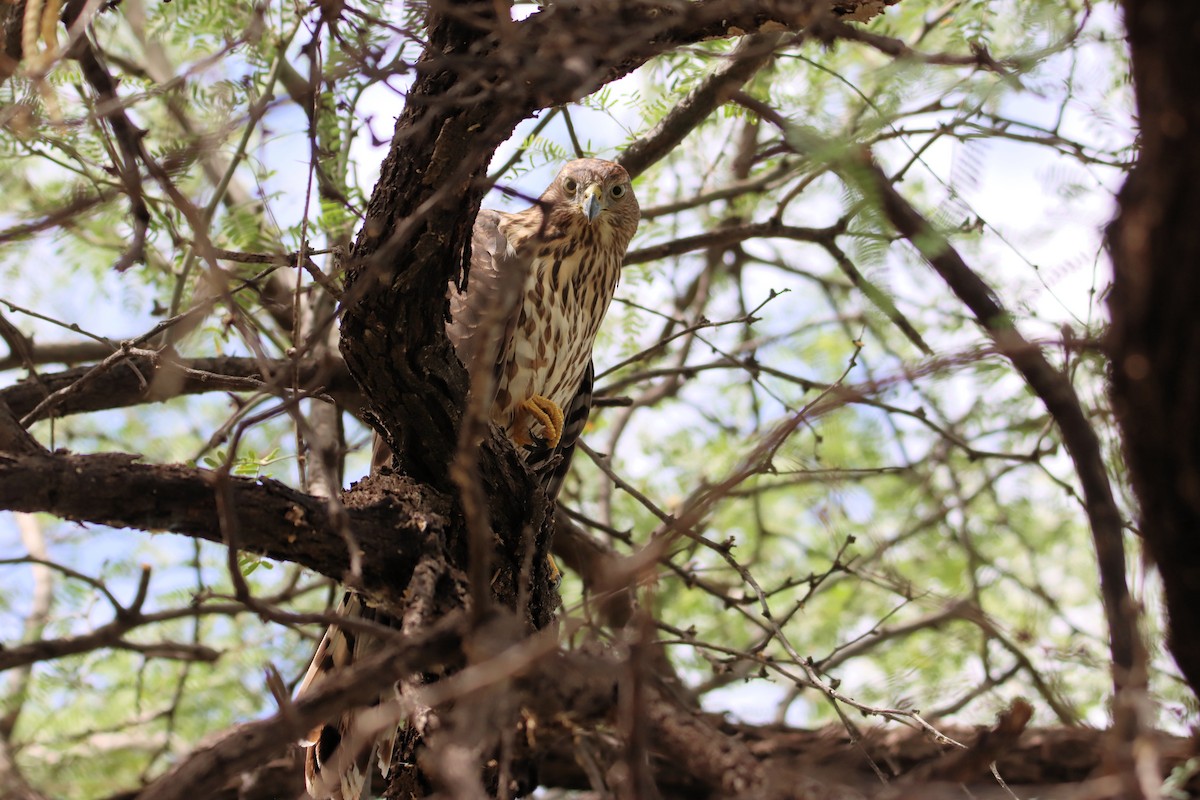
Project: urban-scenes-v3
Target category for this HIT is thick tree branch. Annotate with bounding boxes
[641,683,783,797]
[0,339,115,372]
[1109,0,1200,700]
[619,32,785,179]
[120,712,1197,800]
[0,400,42,456]
[0,452,433,592]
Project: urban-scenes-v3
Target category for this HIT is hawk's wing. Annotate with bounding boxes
[446,209,528,390]
[455,212,592,502]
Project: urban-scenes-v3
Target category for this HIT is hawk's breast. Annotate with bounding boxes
[494,240,621,436]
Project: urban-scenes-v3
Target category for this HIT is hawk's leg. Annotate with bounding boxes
[516,395,565,448]
[510,395,566,589]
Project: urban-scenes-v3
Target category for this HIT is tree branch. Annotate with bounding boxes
[0,452,432,592]
[2,354,363,423]
[625,222,836,265]
[619,32,785,179]
[1109,0,1200,701]
[0,339,115,372]
[119,710,1197,800]
[0,628,219,672]
[0,399,42,456]
[859,154,1136,689]
[741,95,1137,698]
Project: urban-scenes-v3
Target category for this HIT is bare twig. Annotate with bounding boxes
[740,93,1137,698]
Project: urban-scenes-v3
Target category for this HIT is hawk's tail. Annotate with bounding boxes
[296,593,401,800]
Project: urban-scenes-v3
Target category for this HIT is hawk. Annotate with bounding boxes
[448,157,640,493]
[298,159,639,799]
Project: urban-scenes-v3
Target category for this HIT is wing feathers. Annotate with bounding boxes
[446,209,529,392]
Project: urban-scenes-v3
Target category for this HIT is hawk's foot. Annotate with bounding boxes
[546,553,562,589]
[517,395,565,449]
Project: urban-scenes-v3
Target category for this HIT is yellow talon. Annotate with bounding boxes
[546,553,562,588]
[519,395,565,448]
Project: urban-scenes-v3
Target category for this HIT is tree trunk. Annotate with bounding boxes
[1108,0,1200,699]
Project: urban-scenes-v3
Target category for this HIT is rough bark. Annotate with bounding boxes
[1108,0,1200,699]
[0,0,24,86]
[135,617,467,800]
[140,715,1197,800]
[0,452,434,600]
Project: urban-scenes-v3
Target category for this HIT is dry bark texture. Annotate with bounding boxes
[133,719,1197,800]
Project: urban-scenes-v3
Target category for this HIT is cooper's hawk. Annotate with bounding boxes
[298,159,639,799]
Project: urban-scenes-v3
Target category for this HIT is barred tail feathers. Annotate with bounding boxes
[297,593,386,800]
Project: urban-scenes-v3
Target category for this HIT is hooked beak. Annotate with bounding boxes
[582,184,603,223]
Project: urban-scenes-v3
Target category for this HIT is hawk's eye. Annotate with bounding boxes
[610,184,626,198]
[563,178,579,193]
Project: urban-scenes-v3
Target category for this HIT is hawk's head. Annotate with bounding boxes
[542,158,640,250]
